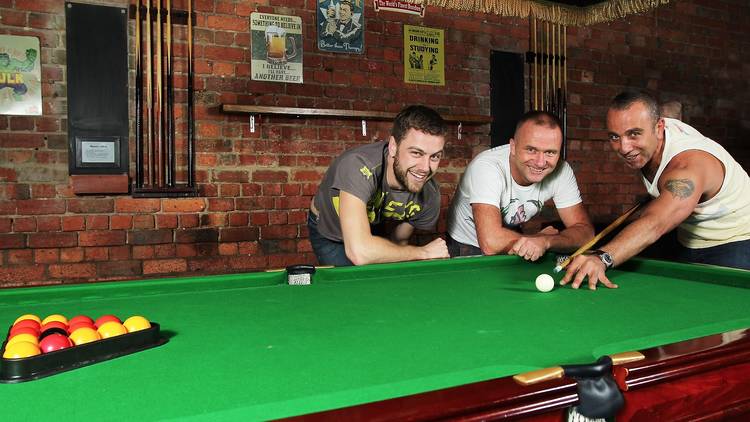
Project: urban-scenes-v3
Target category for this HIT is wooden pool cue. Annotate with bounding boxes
[187,0,195,187]
[146,0,153,186]
[165,0,174,187]
[135,0,143,188]
[155,0,163,187]
[553,201,646,273]
[532,15,537,110]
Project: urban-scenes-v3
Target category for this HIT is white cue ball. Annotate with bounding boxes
[535,273,555,292]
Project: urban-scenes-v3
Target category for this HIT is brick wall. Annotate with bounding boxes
[0,0,748,286]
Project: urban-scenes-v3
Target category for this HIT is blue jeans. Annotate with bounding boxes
[307,212,353,267]
[446,235,483,257]
[676,239,750,270]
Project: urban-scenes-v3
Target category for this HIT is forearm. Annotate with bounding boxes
[478,228,522,255]
[546,223,595,253]
[600,214,671,266]
[346,235,427,265]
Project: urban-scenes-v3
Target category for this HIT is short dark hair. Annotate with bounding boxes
[610,91,660,124]
[391,105,448,144]
[514,110,562,136]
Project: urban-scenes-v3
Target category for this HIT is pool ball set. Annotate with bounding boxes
[1,313,167,383]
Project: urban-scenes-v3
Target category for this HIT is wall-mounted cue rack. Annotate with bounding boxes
[221,104,492,139]
[526,15,567,158]
[130,1,197,198]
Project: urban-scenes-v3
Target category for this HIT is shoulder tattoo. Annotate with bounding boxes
[665,178,695,199]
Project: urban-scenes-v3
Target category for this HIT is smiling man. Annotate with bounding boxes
[561,91,750,290]
[308,105,449,266]
[447,110,593,260]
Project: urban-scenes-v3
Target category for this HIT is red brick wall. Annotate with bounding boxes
[0,0,748,286]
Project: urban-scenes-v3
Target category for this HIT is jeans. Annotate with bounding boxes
[676,239,750,270]
[307,212,354,267]
[446,235,483,257]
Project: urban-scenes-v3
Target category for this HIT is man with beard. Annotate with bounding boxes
[561,91,750,290]
[308,105,449,266]
[447,110,594,260]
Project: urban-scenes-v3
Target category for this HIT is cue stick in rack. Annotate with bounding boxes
[146,0,153,186]
[553,201,646,273]
[156,0,163,187]
[135,0,143,187]
[532,15,537,110]
[165,0,174,187]
[551,23,556,116]
[546,21,550,112]
[187,0,195,187]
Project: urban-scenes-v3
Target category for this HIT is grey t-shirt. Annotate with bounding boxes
[312,141,441,242]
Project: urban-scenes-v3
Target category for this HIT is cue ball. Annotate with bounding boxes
[535,274,555,292]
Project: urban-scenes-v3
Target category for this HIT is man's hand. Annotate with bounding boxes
[420,237,449,260]
[559,255,618,290]
[508,226,558,261]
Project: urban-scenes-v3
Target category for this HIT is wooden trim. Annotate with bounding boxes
[71,174,129,195]
[221,104,493,124]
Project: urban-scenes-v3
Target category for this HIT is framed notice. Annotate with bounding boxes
[404,25,444,86]
[75,136,121,169]
[0,34,42,116]
[251,13,304,83]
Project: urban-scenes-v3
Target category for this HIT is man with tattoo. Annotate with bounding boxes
[562,91,750,289]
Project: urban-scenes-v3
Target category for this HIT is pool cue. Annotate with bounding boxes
[562,25,568,159]
[545,21,550,112]
[187,0,195,187]
[155,0,163,187]
[146,0,153,186]
[553,201,645,273]
[532,15,537,110]
[165,0,174,187]
[135,0,143,188]
[513,351,645,386]
[551,22,556,116]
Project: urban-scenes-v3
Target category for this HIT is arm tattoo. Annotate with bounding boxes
[665,178,695,199]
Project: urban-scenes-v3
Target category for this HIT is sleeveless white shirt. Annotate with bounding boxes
[641,118,750,248]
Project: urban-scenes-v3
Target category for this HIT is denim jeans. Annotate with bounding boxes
[307,212,354,267]
[676,239,750,270]
[446,235,483,257]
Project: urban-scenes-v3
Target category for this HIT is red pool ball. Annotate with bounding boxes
[9,325,40,338]
[95,315,121,328]
[39,320,68,333]
[68,315,94,327]
[12,319,41,332]
[39,333,72,353]
[67,321,96,334]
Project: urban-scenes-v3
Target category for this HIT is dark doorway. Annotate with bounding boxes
[490,51,525,148]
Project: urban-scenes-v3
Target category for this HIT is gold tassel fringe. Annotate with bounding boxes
[428,0,672,26]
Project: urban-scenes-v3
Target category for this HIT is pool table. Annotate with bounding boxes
[2,255,750,421]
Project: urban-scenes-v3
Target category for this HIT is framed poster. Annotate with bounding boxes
[317,0,364,54]
[0,35,42,116]
[251,13,304,83]
[404,25,445,86]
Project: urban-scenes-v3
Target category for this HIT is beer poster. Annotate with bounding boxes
[403,25,444,86]
[250,13,303,84]
[317,0,364,54]
[0,35,42,115]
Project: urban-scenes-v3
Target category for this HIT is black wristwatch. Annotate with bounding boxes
[590,249,614,270]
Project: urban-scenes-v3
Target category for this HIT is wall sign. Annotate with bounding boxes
[0,34,42,116]
[404,25,444,86]
[317,0,364,54]
[251,12,304,83]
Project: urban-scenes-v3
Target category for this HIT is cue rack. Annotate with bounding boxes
[131,1,196,197]
[527,15,567,159]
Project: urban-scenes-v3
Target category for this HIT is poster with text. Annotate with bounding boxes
[251,13,303,84]
[317,0,364,54]
[403,25,444,86]
[0,35,42,115]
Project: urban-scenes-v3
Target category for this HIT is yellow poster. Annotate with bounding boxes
[403,25,444,86]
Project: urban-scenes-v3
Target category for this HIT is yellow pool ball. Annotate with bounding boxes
[7,333,39,347]
[13,314,41,325]
[41,314,68,326]
[97,321,128,339]
[69,327,101,345]
[3,341,41,359]
[123,316,151,333]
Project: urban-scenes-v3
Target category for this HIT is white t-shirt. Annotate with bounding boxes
[448,145,583,248]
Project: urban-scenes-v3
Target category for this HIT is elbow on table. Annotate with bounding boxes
[345,244,372,266]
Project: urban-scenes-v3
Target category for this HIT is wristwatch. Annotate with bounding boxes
[590,249,614,270]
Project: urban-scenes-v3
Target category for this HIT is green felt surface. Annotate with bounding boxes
[1,255,750,420]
